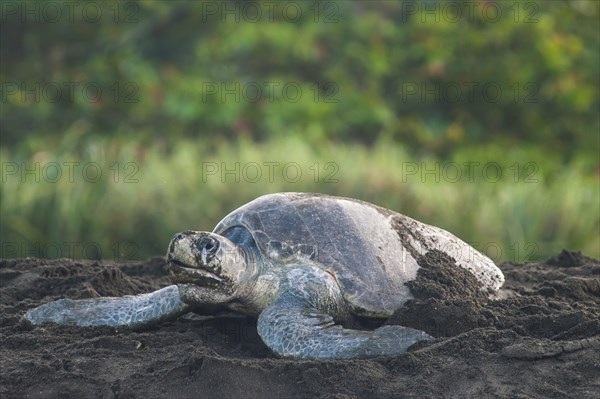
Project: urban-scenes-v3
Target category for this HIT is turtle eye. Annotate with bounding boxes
[204,239,218,254]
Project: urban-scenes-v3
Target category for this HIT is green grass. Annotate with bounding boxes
[1,136,598,262]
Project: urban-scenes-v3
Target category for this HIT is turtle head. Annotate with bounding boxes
[166,231,248,308]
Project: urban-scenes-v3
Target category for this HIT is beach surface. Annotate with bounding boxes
[1,250,598,399]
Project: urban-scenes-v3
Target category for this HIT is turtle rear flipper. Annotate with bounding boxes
[257,291,432,360]
[24,285,190,329]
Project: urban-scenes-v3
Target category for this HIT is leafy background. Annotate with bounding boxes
[1,1,598,262]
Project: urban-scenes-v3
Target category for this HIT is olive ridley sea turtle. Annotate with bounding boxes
[25,192,504,359]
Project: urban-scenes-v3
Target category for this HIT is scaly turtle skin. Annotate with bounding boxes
[25,193,504,359]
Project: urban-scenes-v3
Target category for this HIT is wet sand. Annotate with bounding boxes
[1,250,598,398]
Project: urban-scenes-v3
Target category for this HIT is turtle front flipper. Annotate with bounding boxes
[257,292,432,360]
[25,285,190,329]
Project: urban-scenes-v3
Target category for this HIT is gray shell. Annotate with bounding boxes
[213,193,503,317]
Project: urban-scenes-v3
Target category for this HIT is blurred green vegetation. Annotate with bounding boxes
[1,1,599,261]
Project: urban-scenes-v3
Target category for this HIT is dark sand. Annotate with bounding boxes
[1,250,598,399]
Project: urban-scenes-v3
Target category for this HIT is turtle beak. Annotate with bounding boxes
[166,231,201,272]
[167,231,218,269]
[166,231,225,286]
[168,230,195,259]
[166,231,246,292]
